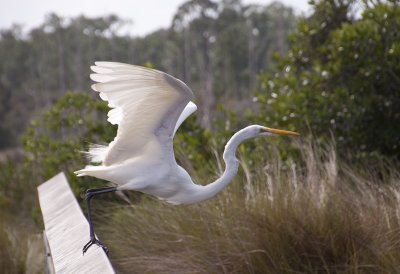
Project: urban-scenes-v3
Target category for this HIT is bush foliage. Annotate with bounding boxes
[256,1,400,158]
[22,92,116,194]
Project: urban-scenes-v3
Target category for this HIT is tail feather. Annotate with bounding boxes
[74,165,107,177]
[83,143,109,163]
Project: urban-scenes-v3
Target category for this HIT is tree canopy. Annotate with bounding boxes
[256,0,400,158]
[0,0,296,148]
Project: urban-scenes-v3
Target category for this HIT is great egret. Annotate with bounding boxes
[75,61,299,254]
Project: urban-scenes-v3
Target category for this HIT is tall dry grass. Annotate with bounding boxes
[95,140,400,273]
[0,222,44,274]
[0,155,44,274]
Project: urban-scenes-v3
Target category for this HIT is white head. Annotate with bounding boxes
[223,125,300,162]
[235,125,300,140]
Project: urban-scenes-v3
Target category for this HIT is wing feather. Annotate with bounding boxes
[90,62,195,166]
[173,102,197,136]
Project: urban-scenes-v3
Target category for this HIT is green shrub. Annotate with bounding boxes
[22,92,116,195]
[255,1,400,158]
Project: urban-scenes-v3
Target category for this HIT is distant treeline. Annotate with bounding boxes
[2,0,398,159]
[0,0,296,148]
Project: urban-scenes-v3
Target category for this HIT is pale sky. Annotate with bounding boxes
[1,0,310,37]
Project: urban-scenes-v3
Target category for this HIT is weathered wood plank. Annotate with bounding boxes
[38,172,115,274]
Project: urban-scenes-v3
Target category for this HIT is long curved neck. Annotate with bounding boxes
[193,129,250,203]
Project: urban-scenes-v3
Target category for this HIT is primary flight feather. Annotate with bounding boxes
[87,61,193,165]
[75,61,299,254]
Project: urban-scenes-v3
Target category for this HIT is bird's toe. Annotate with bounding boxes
[82,238,109,255]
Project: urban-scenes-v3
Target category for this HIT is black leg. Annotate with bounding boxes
[83,186,117,255]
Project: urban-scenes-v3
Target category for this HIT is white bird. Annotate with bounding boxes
[75,61,299,254]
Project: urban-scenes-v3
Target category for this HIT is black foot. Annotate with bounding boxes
[82,237,109,255]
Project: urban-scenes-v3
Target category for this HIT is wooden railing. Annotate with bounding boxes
[38,172,115,274]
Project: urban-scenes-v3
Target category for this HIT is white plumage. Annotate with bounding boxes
[75,62,299,254]
[87,62,192,166]
[76,61,299,204]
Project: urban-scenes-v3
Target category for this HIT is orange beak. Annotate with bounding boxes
[262,127,300,137]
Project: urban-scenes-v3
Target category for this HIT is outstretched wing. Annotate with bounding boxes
[90,61,194,166]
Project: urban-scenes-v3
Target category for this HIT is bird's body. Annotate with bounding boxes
[76,61,299,254]
[78,153,200,204]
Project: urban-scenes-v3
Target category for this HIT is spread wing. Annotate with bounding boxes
[90,61,194,166]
